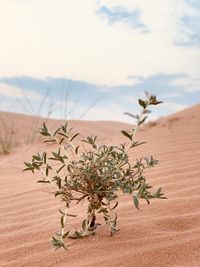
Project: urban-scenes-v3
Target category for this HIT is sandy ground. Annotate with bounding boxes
[0,104,200,267]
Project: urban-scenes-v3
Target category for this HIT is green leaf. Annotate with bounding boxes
[52,235,59,243]
[111,201,118,210]
[138,99,147,109]
[61,215,65,228]
[43,122,48,131]
[121,130,132,140]
[41,132,51,137]
[70,133,80,142]
[57,164,65,173]
[32,155,41,161]
[53,127,61,136]
[57,178,61,189]
[58,132,69,138]
[62,231,70,239]
[45,166,49,176]
[130,141,146,148]
[75,146,79,154]
[59,209,65,215]
[75,231,83,238]
[123,112,138,119]
[24,162,32,168]
[43,152,47,164]
[40,123,51,136]
[23,162,34,173]
[156,187,162,195]
[37,180,50,184]
[133,196,140,210]
[59,137,65,145]
[43,139,56,143]
[61,242,68,250]
[150,100,163,105]
[67,213,77,217]
[55,191,62,197]
[138,116,148,126]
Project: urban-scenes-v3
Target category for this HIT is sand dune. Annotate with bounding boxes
[0,104,200,267]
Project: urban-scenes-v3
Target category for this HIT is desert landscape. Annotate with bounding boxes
[0,103,200,267]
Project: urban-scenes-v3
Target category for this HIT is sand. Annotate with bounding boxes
[0,104,200,267]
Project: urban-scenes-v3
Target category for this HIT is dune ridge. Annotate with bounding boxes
[0,104,200,266]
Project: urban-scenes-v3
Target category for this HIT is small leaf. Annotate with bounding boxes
[59,209,65,215]
[52,235,59,243]
[75,146,79,154]
[67,213,77,217]
[61,215,65,228]
[130,141,146,148]
[70,133,80,142]
[37,180,50,183]
[138,99,147,109]
[75,231,83,238]
[43,152,47,164]
[59,138,65,145]
[57,164,65,173]
[62,231,70,239]
[55,191,62,197]
[46,166,49,176]
[156,187,162,195]
[150,100,163,105]
[53,127,61,136]
[32,155,41,161]
[111,201,118,210]
[138,116,148,126]
[123,112,138,119]
[58,132,69,138]
[121,130,132,140]
[133,196,140,210]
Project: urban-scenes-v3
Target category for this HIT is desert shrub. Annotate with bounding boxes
[24,93,166,250]
[0,116,16,155]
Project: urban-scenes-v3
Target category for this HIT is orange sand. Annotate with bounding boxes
[0,104,200,267]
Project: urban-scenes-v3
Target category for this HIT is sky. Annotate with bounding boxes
[0,0,199,123]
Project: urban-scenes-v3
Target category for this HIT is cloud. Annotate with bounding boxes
[125,95,138,105]
[169,74,200,92]
[162,92,183,98]
[0,82,41,99]
[0,0,199,87]
[176,15,200,46]
[174,0,200,46]
[96,5,148,32]
[185,0,200,9]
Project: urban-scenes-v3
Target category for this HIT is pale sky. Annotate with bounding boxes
[0,0,199,122]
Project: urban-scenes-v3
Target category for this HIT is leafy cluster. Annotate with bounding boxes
[24,93,166,250]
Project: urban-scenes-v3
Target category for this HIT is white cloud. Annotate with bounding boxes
[0,83,41,99]
[169,74,200,92]
[163,92,183,98]
[125,95,138,104]
[0,0,199,87]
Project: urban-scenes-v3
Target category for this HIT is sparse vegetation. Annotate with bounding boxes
[0,116,16,155]
[24,92,166,250]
